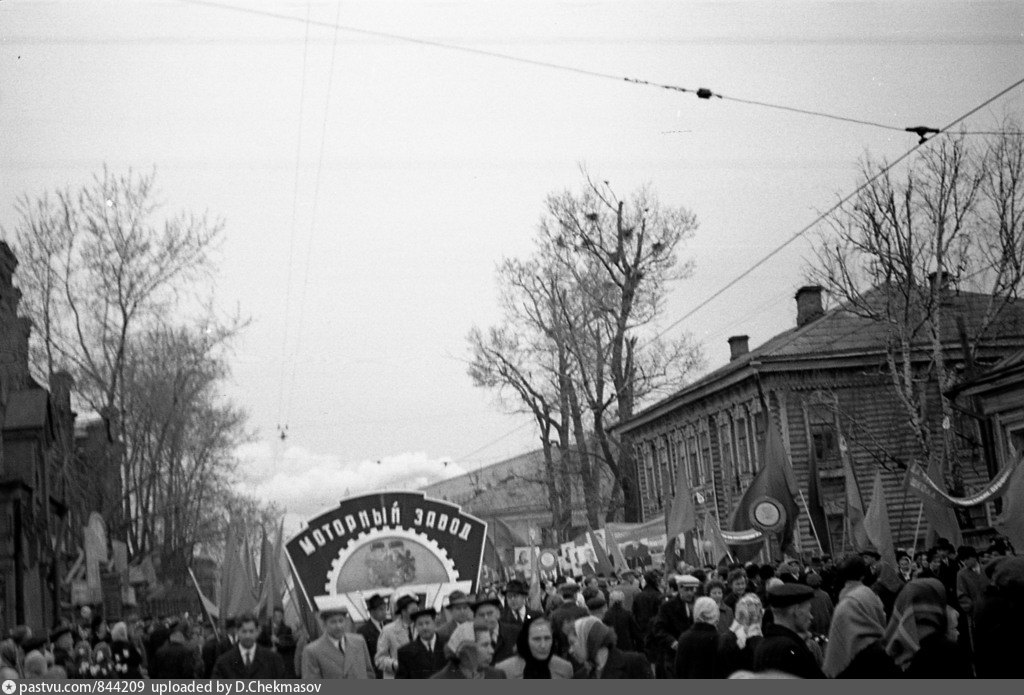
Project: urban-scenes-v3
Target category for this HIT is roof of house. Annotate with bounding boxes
[615,287,1024,434]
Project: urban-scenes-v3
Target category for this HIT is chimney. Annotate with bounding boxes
[928,270,951,292]
[728,335,749,361]
[795,285,824,327]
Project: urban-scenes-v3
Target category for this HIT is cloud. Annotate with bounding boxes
[234,439,467,535]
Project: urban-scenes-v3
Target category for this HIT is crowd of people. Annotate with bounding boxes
[2,537,1021,679]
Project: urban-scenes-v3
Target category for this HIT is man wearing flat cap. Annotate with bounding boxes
[437,591,474,641]
[357,594,388,678]
[651,574,698,677]
[396,608,448,678]
[752,583,825,678]
[375,593,419,679]
[472,596,518,664]
[300,606,375,679]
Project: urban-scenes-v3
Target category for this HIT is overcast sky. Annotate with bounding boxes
[3,0,1023,531]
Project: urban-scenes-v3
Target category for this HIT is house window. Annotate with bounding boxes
[719,421,733,484]
[687,435,699,488]
[667,433,678,496]
[699,428,712,486]
[735,415,751,475]
[752,410,767,471]
[811,424,840,467]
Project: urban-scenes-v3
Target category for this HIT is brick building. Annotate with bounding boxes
[612,284,1024,556]
[0,241,124,633]
[0,241,77,632]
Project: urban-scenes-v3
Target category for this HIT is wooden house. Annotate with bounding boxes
[612,284,1024,557]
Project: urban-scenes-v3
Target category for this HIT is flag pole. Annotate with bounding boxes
[911,502,925,555]
[797,488,825,556]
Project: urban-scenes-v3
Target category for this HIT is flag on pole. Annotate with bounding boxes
[731,413,800,557]
[665,447,698,571]
[840,435,869,551]
[807,429,833,555]
[603,526,631,573]
[527,547,544,613]
[220,521,258,620]
[864,469,897,567]
[993,453,1024,551]
[905,459,963,547]
[587,530,615,576]
[702,514,733,565]
[257,520,286,621]
[188,567,220,636]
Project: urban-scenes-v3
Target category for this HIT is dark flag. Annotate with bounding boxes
[731,409,800,559]
[806,427,833,555]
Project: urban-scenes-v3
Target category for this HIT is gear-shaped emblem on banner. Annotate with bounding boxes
[325,526,459,594]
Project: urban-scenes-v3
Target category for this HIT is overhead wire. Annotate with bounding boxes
[176,0,1023,460]
[179,0,924,137]
[284,0,343,425]
[275,0,312,441]
[642,75,1024,351]
[436,76,1024,465]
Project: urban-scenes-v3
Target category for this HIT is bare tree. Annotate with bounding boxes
[808,124,1024,487]
[542,174,703,522]
[469,173,703,529]
[467,255,576,539]
[7,166,275,583]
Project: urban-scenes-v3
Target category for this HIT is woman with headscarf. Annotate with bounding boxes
[883,578,970,678]
[1,639,21,679]
[23,652,48,680]
[822,584,900,678]
[109,622,143,679]
[569,616,649,679]
[716,593,764,678]
[494,616,572,679]
[430,618,506,679]
[674,596,721,678]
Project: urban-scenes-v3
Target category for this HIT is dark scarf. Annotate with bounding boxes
[518,616,552,679]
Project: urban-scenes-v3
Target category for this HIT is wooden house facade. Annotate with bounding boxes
[614,285,1024,557]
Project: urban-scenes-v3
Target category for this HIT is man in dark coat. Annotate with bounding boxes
[356,594,388,678]
[631,571,664,637]
[650,574,698,677]
[201,618,236,678]
[752,583,824,679]
[499,579,534,629]
[151,622,200,679]
[212,615,287,679]
[602,590,643,652]
[395,609,448,679]
[472,597,518,664]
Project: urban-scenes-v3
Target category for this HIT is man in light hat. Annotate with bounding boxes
[650,574,699,677]
[357,595,388,678]
[301,605,375,679]
[375,593,419,679]
[437,590,474,641]
[752,583,824,679]
[396,608,448,678]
